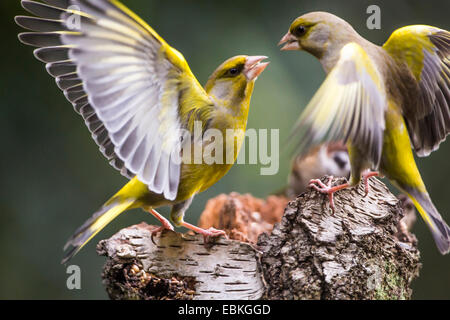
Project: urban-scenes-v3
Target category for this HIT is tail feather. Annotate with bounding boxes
[62,198,135,264]
[406,188,450,255]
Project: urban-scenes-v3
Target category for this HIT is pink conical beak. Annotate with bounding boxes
[278,32,299,51]
[244,56,269,80]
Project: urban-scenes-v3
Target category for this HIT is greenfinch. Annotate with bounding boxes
[279,12,450,254]
[16,0,268,263]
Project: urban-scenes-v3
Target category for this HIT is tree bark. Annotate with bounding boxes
[97,177,420,300]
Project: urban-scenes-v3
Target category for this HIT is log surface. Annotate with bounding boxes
[259,177,420,299]
[97,224,264,300]
[97,177,420,300]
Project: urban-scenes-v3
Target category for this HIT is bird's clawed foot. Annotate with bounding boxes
[181,221,228,244]
[308,176,350,213]
[362,170,379,197]
[150,222,175,245]
[201,227,228,244]
[148,209,175,244]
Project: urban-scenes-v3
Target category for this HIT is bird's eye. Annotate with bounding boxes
[224,64,243,77]
[333,152,348,169]
[294,25,306,36]
[228,68,239,76]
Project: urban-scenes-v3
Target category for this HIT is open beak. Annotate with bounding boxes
[244,55,269,81]
[278,32,300,51]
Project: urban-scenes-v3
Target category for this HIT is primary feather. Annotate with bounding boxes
[293,42,387,168]
[16,0,216,200]
[383,26,450,156]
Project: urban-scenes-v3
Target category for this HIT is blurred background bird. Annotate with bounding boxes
[15,0,268,263]
[285,142,350,198]
[279,11,450,254]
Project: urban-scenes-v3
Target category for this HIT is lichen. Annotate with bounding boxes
[374,261,408,300]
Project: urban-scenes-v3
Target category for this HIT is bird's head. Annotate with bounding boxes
[205,55,269,108]
[278,12,359,61]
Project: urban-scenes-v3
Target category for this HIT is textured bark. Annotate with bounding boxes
[97,223,264,300]
[198,192,288,244]
[97,177,420,300]
[259,177,420,299]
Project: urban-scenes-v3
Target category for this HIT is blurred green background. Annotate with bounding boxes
[1,0,449,299]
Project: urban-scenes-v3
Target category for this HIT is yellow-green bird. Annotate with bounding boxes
[279,12,450,254]
[15,0,268,263]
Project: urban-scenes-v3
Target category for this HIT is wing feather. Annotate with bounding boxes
[383,26,450,156]
[292,42,387,168]
[16,0,214,200]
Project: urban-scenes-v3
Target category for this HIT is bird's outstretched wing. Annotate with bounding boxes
[291,42,387,168]
[383,25,450,157]
[16,0,214,200]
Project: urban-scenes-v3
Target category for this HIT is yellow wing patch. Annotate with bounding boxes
[383,25,450,156]
[384,25,439,80]
[292,42,387,168]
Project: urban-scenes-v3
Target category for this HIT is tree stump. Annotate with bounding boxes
[97,177,420,300]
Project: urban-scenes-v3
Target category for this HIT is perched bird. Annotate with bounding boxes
[15,0,268,263]
[279,12,450,254]
[286,142,350,198]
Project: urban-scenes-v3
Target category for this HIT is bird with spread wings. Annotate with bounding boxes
[279,12,450,254]
[15,0,269,263]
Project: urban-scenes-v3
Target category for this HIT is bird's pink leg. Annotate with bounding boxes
[148,209,174,244]
[362,170,379,197]
[308,176,350,213]
[181,221,228,243]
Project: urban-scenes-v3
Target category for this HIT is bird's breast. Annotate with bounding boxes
[379,101,425,191]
